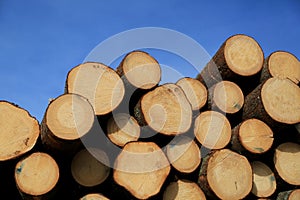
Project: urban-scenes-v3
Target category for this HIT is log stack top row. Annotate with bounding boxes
[0,34,299,200]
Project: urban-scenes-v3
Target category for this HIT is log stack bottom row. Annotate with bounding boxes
[0,34,300,200]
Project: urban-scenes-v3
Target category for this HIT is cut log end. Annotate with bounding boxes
[194,111,231,149]
[289,189,300,200]
[139,84,192,135]
[79,193,110,200]
[14,152,59,196]
[0,101,40,161]
[113,142,170,199]
[66,62,125,115]
[176,77,207,110]
[107,113,140,147]
[163,179,206,200]
[207,149,252,199]
[212,81,244,113]
[71,148,110,187]
[166,136,201,173]
[117,51,161,89]
[239,119,274,154]
[251,161,276,198]
[45,93,95,140]
[268,51,300,84]
[262,78,300,124]
[224,34,264,76]
[274,142,300,185]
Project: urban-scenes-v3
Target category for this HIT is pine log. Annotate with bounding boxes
[0,101,40,161]
[231,119,274,154]
[260,51,300,85]
[80,193,110,200]
[198,149,252,199]
[196,34,264,88]
[116,51,161,90]
[251,161,277,198]
[71,148,110,187]
[14,152,59,199]
[106,113,140,147]
[208,80,244,114]
[277,189,300,200]
[163,179,206,200]
[113,141,170,199]
[65,62,125,115]
[242,77,300,129]
[41,93,95,155]
[165,135,201,174]
[134,83,192,136]
[176,77,207,110]
[274,142,300,186]
[194,111,231,149]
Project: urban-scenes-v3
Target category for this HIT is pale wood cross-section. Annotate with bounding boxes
[194,111,231,149]
[71,148,110,187]
[0,101,40,161]
[14,152,59,198]
[113,142,170,199]
[134,83,192,135]
[163,179,206,200]
[66,62,125,115]
[41,93,95,154]
[176,77,207,110]
[107,113,140,147]
[116,51,161,89]
[251,161,276,198]
[261,51,300,84]
[274,142,300,186]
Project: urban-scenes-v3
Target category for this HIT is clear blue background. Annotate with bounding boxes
[0,0,299,122]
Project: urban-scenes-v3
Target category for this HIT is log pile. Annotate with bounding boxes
[0,34,299,200]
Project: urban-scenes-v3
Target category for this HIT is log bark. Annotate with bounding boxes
[260,51,300,85]
[14,152,59,199]
[165,135,201,174]
[277,189,300,200]
[79,193,110,200]
[71,148,110,187]
[231,118,274,154]
[198,149,252,199]
[41,93,95,155]
[163,179,206,200]
[176,77,207,110]
[113,141,170,199]
[242,77,300,129]
[194,111,231,149]
[106,113,140,147]
[65,62,125,115]
[274,142,300,186]
[116,51,161,90]
[0,101,40,161]
[251,161,277,198]
[196,34,264,89]
[133,83,192,136]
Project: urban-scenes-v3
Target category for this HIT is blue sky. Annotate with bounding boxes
[0,0,299,122]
